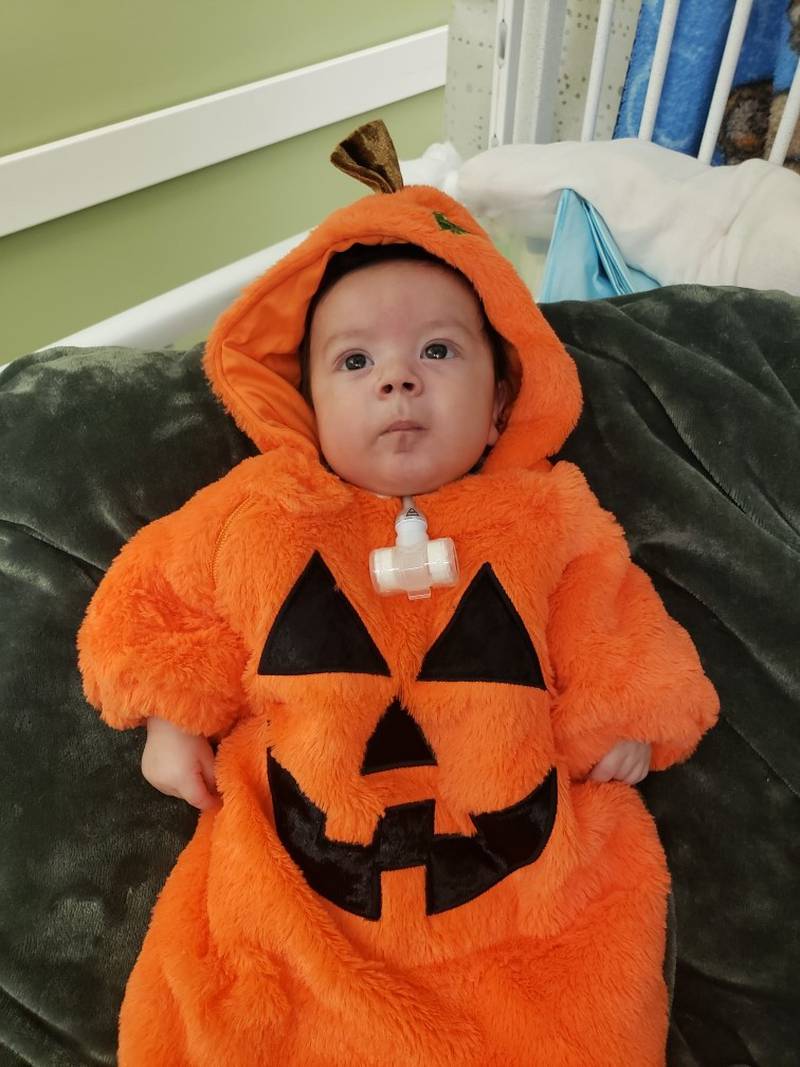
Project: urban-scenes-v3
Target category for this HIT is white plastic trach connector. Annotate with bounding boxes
[370,496,459,600]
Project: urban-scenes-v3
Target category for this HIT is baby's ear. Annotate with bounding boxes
[490,380,511,442]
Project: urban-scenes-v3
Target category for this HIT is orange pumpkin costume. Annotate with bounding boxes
[78,123,718,1067]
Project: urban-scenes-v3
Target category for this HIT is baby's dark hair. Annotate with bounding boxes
[297,242,509,405]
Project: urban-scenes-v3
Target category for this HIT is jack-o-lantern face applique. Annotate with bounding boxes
[260,552,558,921]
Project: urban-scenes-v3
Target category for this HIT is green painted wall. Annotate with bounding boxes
[0,2,448,360]
[0,0,448,154]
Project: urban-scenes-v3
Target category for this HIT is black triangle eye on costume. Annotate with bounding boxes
[258,553,545,688]
[261,552,555,918]
[258,552,390,677]
[418,562,546,687]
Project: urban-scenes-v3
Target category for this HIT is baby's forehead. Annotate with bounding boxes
[354,255,474,286]
[316,256,484,317]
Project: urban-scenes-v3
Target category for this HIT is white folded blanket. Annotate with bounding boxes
[408,139,800,296]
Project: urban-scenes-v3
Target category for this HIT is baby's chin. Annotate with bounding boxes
[344,472,448,499]
[322,454,473,499]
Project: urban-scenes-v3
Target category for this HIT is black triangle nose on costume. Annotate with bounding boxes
[418,563,546,687]
[361,699,438,775]
[258,551,390,676]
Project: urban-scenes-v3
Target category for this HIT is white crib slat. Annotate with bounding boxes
[638,0,681,141]
[768,58,800,165]
[512,0,569,144]
[581,0,616,141]
[697,0,754,163]
[489,0,526,147]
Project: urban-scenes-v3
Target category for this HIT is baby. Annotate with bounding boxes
[78,121,717,1067]
[142,242,652,814]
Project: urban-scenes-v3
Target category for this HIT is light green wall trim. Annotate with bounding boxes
[1,0,448,155]
[0,91,444,361]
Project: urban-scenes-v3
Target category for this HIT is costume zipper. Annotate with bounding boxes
[211,497,251,590]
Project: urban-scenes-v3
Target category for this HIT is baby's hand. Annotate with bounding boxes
[141,716,220,811]
[587,740,651,785]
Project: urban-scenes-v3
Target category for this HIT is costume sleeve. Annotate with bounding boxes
[77,477,250,737]
[546,464,719,779]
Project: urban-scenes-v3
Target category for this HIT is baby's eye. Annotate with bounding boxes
[422,342,452,360]
[342,352,372,371]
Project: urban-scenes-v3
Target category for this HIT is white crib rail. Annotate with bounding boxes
[493,0,796,167]
[638,0,681,141]
[0,27,447,240]
[490,0,578,147]
[697,0,755,163]
[488,0,525,148]
[510,3,568,144]
[580,0,617,141]
[769,58,800,165]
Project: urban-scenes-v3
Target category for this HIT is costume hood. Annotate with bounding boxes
[203,121,582,474]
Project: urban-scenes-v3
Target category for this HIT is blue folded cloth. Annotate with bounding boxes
[538,189,659,303]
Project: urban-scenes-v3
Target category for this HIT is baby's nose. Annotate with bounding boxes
[379,362,423,395]
[380,378,420,395]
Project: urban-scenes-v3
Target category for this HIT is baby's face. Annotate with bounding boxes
[308,260,505,498]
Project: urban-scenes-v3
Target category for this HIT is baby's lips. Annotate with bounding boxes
[381,419,425,434]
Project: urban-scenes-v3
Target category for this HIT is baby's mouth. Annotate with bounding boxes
[382,419,425,434]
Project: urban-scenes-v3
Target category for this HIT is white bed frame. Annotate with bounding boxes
[3,1,798,353]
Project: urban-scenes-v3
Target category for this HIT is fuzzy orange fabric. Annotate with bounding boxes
[78,176,718,1066]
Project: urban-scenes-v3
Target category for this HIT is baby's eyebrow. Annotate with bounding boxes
[322,320,474,348]
[415,318,475,333]
[320,329,368,349]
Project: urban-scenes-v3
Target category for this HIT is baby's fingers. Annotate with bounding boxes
[197,744,219,797]
[587,741,651,784]
[180,768,219,811]
[615,746,651,784]
[587,751,621,783]
[622,758,650,785]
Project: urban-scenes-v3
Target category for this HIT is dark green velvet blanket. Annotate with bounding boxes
[1,286,797,1066]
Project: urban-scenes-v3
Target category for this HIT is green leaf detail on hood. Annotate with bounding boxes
[433,211,469,235]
